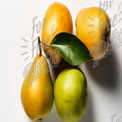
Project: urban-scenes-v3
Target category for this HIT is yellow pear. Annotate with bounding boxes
[21,53,53,120]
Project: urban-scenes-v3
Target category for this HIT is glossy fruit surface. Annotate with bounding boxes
[75,7,111,60]
[21,54,53,120]
[41,2,73,63]
[54,69,87,122]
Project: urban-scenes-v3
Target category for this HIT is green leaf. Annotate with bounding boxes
[51,32,92,66]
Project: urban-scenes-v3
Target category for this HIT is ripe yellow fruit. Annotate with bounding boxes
[41,2,73,63]
[21,54,53,120]
[75,7,111,60]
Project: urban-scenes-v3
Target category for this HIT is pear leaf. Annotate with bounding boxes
[51,32,92,66]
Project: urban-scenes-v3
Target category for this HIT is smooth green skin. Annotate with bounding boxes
[54,69,87,122]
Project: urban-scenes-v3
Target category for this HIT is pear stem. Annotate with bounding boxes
[38,36,42,55]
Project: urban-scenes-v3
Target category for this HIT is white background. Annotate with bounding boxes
[0,0,122,122]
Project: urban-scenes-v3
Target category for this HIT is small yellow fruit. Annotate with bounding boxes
[75,7,111,60]
[41,2,73,63]
[21,54,53,120]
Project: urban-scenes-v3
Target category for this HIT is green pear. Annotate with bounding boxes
[54,69,87,122]
[21,54,54,120]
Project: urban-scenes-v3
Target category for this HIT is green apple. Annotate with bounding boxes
[54,69,87,122]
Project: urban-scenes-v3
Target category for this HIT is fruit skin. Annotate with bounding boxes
[21,54,53,120]
[54,69,87,122]
[75,7,111,60]
[41,2,73,63]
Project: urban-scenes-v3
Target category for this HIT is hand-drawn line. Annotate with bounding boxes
[118,2,121,10]
[20,45,28,48]
[24,56,29,61]
[88,31,94,34]
[21,52,28,56]
[88,17,95,22]
[21,37,29,43]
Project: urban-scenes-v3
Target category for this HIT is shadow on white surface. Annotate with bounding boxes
[80,91,94,122]
[85,52,119,91]
[48,58,79,84]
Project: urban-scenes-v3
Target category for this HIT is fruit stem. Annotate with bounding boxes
[38,36,42,55]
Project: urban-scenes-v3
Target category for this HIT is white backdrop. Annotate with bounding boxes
[0,0,122,122]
